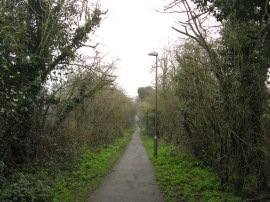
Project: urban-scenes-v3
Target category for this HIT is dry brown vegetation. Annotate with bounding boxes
[138,0,270,198]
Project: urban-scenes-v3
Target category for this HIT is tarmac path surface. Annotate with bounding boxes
[88,127,166,202]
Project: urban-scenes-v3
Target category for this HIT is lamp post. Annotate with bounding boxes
[148,51,158,158]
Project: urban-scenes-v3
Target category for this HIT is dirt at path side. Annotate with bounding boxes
[88,127,166,202]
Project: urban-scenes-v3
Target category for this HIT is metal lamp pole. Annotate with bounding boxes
[148,51,158,158]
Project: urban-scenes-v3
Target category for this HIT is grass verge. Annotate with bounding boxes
[141,133,241,202]
[0,128,134,202]
[52,128,134,202]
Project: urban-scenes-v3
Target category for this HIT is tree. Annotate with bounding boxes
[192,0,270,23]
[155,46,183,144]
[0,0,104,167]
[164,0,270,192]
[197,0,270,190]
[137,86,154,101]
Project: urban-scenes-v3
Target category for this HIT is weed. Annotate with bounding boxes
[0,128,134,202]
[52,128,134,202]
[142,133,241,202]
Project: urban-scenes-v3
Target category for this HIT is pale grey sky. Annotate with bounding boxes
[95,0,179,97]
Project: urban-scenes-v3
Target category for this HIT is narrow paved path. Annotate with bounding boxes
[88,127,165,202]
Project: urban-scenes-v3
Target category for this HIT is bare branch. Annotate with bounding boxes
[83,43,99,48]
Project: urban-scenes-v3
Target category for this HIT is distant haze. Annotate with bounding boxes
[95,0,179,97]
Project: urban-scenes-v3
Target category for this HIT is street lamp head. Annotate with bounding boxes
[148,51,158,57]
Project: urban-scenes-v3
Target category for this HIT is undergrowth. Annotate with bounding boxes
[0,128,134,202]
[142,133,241,202]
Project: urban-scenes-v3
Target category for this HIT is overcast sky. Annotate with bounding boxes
[95,0,179,98]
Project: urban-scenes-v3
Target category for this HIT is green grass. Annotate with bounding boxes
[0,128,134,202]
[52,128,134,202]
[142,133,241,202]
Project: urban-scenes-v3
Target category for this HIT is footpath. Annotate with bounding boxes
[88,127,165,202]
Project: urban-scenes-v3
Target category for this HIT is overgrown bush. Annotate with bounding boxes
[138,0,270,196]
[1,172,52,202]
